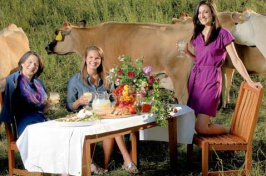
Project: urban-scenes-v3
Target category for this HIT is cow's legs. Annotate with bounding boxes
[221,66,235,108]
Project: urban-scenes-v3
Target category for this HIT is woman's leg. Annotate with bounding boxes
[115,136,138,173]
[114,136,132,165]
[102,138,115,170]
[195,113,229,135]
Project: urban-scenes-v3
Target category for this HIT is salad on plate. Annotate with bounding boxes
[55,109,101,126]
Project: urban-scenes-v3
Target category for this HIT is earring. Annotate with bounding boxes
[197,20,202,25]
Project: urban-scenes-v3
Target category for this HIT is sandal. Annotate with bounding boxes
[122,162,139,174]
[91,162,107,175]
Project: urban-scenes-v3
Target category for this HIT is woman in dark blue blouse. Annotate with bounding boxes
[0,51,55,136]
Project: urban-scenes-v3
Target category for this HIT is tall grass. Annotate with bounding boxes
[0,0,266,175]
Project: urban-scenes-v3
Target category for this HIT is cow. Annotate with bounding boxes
[46,12,266,107]
[0,23,30,109]
[231,9,266,60]
[172,12,266,108]
[46,21,194,104]
[0,24,29,137]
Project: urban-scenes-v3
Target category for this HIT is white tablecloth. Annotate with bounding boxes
[17,104,195,176]
[139,104,195,144]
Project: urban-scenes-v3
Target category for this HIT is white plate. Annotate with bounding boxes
[55,120,100,127]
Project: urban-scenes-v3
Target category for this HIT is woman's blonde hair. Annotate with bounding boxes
[80,45,109,90]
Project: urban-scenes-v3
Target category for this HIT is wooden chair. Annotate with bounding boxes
[187,82,264,176]
[1,93,44,176]
[5,122,46,176]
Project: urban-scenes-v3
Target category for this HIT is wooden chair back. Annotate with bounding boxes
[187,82,264,176]
[230,82,263,142]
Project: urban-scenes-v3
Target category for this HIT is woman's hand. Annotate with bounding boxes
[43,100,52,111]
[247,81,262,89]
[78,94,90,106]
[176,41,188,55]
[176,41,195,61]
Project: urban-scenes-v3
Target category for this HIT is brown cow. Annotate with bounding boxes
[46,12,266,107]
[172,12,266,108]
[46,21,194,104]
[0,24,30,109]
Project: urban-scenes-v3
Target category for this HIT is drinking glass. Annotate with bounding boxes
[177,40,187,58]
[83,92,92,109]
[49,92,60,110]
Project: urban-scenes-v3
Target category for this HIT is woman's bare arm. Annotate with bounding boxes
[226,42,261,88]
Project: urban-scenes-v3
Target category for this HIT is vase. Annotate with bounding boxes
[135,93,143,115]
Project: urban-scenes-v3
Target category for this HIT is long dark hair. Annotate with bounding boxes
[191,0,221,45]
[18,51,44,78]
[80,45,109,90]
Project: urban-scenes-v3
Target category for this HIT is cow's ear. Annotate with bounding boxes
[172,18,179,24]
[78,20,87,28]
[232,12,246,23]
[64,22,72,28]
[155,73,167,80]
[242,11,251,20]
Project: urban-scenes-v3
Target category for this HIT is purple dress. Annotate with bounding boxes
[188,28,234,117]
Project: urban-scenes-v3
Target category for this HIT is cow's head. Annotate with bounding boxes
[231,10,256,46]
[45,20,86,55]
[172,12,192,24]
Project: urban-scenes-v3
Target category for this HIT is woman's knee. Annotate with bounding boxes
[195,124,209,134]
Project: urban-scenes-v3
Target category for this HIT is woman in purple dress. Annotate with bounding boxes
[179,0,261,135]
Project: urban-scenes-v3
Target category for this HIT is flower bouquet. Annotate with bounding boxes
[108,56,174,126]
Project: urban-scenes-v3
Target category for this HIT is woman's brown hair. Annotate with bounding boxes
[18,51,44,78]
[80,45,109,90]
[191,0,221,45]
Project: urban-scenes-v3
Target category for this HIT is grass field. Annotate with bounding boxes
[0,0,266,175]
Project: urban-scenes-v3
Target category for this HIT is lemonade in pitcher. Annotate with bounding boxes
[92,91,111,110]
[92,99,111,110]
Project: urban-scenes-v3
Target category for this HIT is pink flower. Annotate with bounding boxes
[127,71,135,78]
[140,93,145,98]
[149,90,153,94]
[140,89,146,94]
[117,69,123,75]
[174,109,178,113]
[143,66,152,76]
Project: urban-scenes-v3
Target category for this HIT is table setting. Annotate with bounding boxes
[16,56,195,175]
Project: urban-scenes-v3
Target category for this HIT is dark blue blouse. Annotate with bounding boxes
[66,73,109,112]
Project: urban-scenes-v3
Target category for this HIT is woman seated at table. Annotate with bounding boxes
[66,45,138,174]
[0,51,56,137]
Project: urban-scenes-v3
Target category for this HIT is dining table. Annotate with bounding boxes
[16,104,195,176]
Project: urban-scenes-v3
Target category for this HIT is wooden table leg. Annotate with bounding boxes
[168,117,177,171]
[82,139,91,176]
[131,132,138,165]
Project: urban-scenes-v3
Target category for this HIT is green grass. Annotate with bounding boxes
[1,0,266,175]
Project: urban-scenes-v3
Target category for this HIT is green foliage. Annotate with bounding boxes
[152,89,175,126]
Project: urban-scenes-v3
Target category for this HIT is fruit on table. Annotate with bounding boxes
[112,84,138,115]
[128,106,136,114]
[142,103,151,113]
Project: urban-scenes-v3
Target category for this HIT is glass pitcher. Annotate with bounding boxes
[92,91,111,110]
